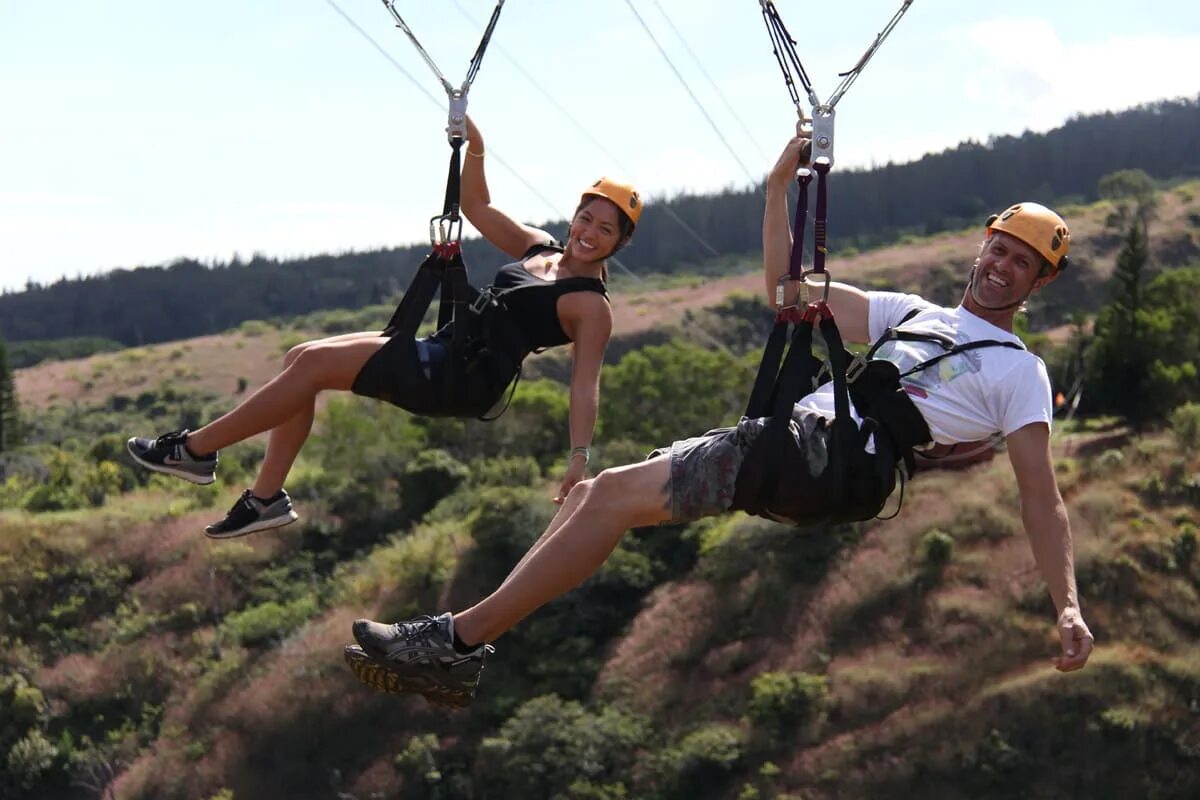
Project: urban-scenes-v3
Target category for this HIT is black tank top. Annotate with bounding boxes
[489,243,609,349]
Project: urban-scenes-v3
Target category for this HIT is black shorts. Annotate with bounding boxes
[351,332,518,419]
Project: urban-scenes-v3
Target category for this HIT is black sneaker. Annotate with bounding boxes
[345,613,494,709]
[205,489,298,539]
[126,429,218,484]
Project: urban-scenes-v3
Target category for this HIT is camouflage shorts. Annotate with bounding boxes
[650,408,832,524]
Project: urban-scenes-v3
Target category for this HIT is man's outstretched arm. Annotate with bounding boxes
[1006,421,1094,672]
[762,128,871,343]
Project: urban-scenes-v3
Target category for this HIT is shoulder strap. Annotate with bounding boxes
[864,304,1027,380]
[519,241,563,261]
[898,339,1025,379]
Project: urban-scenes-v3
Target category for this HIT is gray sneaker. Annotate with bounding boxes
[205,489,298,539]
[345,613,494,709]
[126,429,218,484]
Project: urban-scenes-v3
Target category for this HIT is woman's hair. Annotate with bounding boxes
[573,197,636,281]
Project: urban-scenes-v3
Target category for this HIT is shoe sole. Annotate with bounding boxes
[126,440,216,485]
[204,510,299,540]
[343,646,473,710]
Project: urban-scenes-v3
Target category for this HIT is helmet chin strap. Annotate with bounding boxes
[966,264,1030,312]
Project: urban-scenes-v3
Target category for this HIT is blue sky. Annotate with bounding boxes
[2,0,1198,292]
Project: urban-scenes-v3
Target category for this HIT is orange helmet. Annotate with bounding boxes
[582,177,642,227]
[986,202,1071,272]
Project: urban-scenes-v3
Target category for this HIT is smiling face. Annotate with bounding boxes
[565,198,626,263]
[962,231,1055,327]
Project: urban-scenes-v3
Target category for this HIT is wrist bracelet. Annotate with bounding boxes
[569,446,590,465]
[466,148,485,158]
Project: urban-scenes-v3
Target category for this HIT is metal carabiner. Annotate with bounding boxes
[429,212,463,247]
[801,267,831,306]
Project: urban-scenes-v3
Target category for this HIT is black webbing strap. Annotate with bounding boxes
[464,1,505,88]
[811,161,830,274]
[760,0,819,112]
[386,251,447,337]
[381,0,505,97]
[442,138,464,219]
[862,307,1027,382]
[898,339,1025,380]
[744,321,790,419]
[734,318,818,515]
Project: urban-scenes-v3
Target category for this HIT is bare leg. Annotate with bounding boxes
[496,480,593,590]
[249,331,384,498]
[454,456,674,645]
[186,335,388,456]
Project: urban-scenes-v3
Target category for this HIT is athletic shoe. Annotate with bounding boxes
[126,429,218,484]
[205,489,298,539]
[346,613,494,709]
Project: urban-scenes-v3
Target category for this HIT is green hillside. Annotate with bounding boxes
[1,186,1199,798]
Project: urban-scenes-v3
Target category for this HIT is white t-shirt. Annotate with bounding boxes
[794,292,1053,445]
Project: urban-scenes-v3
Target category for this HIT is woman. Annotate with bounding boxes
[126,116,641,538]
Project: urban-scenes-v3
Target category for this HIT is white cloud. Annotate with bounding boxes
[962,19,1200,133]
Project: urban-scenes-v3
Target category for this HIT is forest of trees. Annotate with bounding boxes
[0,337,18,454]
[2,96,1199,351]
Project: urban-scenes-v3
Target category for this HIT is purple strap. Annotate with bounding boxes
[788,171,813,281]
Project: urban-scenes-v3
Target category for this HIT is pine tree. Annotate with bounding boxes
[1086,218,1152,425]
[0,335,18,453]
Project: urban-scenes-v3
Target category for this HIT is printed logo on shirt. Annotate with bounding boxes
[874,336,986,395]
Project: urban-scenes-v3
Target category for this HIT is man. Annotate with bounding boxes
[344,131,1095,709]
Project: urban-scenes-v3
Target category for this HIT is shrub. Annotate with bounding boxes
[238,319,273,337]
[671,723,745,794]
[1170,402,1200,449]
[394,733,442,788]
[218,596,318,646]
[1173,524,1197,568]
[947,500,1016,542]
[748,671,828,737]
[398,449,469,520]
[6,728,56,790]
[478,695,646,799]
[920,529,955,568]
[469,455,542,488]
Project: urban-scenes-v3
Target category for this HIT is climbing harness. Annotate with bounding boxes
[369,1,526,419]
[734,2,926,523]
[737,2,1035,523]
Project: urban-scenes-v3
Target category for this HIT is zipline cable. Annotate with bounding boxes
[647,0,770,163]
[622,0,762,190]
[323,0,561,218]
[448,0,720,259]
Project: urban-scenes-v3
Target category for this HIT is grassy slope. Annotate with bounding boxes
[5,188,1200,799]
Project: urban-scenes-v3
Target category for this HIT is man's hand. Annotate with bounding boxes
[554,457,588,505]
[1053,607,1094,672]
[767,122,813,189]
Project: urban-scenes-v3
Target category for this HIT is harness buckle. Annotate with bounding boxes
[846,353,868,384]
[469,288,497,314]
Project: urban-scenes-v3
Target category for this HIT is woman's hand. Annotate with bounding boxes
[554,456,589,505]
[465,114,483,150]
